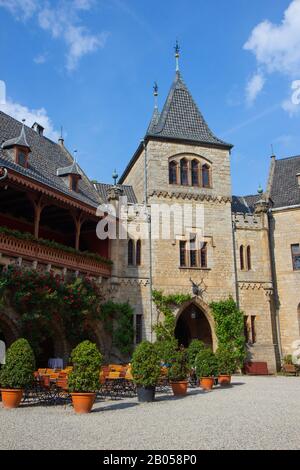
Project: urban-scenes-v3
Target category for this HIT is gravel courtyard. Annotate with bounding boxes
[1,376,299,450]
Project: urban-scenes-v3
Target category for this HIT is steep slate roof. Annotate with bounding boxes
[232,195,260,214]
[270,156,300,209]
[0,110,101,207]
[146,72,232,149]
[94,182,137,204]
[2,123,31,150]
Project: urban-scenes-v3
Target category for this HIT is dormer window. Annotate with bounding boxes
[70,175,79,192]
[16,147,28,167]
[57,161,82,193]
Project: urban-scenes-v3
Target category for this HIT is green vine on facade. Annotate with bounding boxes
[100,301,134,356]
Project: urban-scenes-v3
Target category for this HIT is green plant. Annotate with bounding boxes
[187,339,205,369]
[68,341,102,393]
[210,298,246,369]
[156,337,179,365]
[0,338,35,389]
[216,344,237,375]
[168,347,189,382]
[131,341,161,387]
[195,348,218,378]
[100,301,134,355]
[283,354,293,365]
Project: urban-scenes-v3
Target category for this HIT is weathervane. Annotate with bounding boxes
[174,40,180,72]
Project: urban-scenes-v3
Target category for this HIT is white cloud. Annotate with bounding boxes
[282,97,300,116]
[0,0,107,71]
[246,73,265,105]
[0,98,59,141]
[33,53,47,64]
[244,0,300,77]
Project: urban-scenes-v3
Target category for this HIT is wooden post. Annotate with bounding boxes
[27,194,46,239]
[71,211,85,251]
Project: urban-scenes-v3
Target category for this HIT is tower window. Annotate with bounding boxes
[247,246,252,270]
[180,240,187,267]
[189,237,197,267]
[291,244,300,270]
[202,164,210,188]
[169,161,178,184]
[240,245,244,270]
[128,239,134,266]
[136,240,141,266]
[251,316,256,344]
[180,159,189,185]
[191,160,199,186]
[135,314,143,344]
[200,242,207,268]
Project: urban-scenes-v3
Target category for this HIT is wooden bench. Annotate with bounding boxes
[282,364,299,376]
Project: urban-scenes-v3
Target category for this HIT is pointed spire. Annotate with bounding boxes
[174,39,180,73]
[1,118,31,151]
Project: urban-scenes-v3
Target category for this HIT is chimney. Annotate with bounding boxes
[58,136,64,147]
[297,173,300,187]
[32,122,44,136]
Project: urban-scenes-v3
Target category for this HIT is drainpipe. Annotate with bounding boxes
[143,140,153,342]
[231,218,240,309]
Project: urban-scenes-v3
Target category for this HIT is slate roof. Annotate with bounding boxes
[94,183,137,204]
[0,110,101,208]
[270,156,300,209]
[57,162,82,177]
[146,72,232,149]
[232,195,260,214]
[2,123,31,150]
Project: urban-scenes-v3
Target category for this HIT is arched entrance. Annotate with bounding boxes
[175,304,213,349]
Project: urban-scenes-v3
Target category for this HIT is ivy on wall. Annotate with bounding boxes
[100,301,134,356]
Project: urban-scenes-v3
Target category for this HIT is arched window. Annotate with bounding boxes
[202,164,210,188]
[200,242,207,268]
[191,160,199,186]
[240,245,244,270]
[128,239,134,266]
[136,240,141,266]
[247,246,251,270]
[180,159,189,185]
[169,161,178,184]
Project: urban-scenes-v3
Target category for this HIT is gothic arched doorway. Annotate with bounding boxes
[175,304,213,349]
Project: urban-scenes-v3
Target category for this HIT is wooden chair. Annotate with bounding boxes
[282,363,299,376]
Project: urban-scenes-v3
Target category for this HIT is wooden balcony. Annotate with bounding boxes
[0,232,111,277]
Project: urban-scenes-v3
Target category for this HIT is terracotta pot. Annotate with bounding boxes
[71,393,96,414]
[1,389,24,409]
[170,381,188,396]
[218,375,231,386]
[200,377,214,390]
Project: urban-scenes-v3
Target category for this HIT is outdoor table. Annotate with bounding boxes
[48,358,63,369]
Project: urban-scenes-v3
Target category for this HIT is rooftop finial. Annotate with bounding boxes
[60,125,63,140]
[73,149,77,163]
[257,184,263,195]
[271,144,275,157]
[153,81,158,109]
[112,169,118,186]
[174,39,180,72]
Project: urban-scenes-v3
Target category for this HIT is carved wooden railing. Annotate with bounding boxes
[0,233,111,277]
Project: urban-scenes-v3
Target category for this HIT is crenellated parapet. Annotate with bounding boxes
[232,212,264,229]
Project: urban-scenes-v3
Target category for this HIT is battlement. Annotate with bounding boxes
[232,212,263,229]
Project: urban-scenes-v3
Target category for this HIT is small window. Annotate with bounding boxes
[247,246,251,270]
[135,314,143,344]
[244,316,249,343]
[136,240,141,266]
[202,164,210,188]
[169,161,178,184]
[180,240,187,267]
[240,245,244,270]
[291,244,300,270]
[200,242,207,268]
[16,149,28,167]
[191,160,199,187]
[70,176,78,192]
[251,316,256,344]
[128,239,134,266]
[180,159,189,185]
[190,237,198,268]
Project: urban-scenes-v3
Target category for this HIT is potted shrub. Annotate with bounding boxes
[216,345,236,386]
[131,341,161,402]
[187,340,205,370]
[68,340,102,414]
[168,347,189,396]
[195,347,218,391]
[0,338,35,409]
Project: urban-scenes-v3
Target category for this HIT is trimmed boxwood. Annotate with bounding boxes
[216,344,238,375]
[0,338,35,389]
[195,348,218,378]
[68,340,102,393]
[131,341,161,387]
[187,340,205,369]
[168,348,189,382]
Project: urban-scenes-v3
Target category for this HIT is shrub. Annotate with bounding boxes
[283,354,293,365]
[216,344,237,375]
[168,347,189,382]
[68,340,102,393]
[156,337,179,365]
[0,338,35,389]
[195,348,218,378]
[187,340,205,369]
[131,341,161,387]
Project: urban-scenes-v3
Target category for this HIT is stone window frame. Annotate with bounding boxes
[168,154,212,189]
[179,235,209,270]
[128,239,142,267]
[240,244,252,271]
[291,244,300,271]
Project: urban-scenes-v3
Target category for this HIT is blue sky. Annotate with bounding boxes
[0,0,300,195]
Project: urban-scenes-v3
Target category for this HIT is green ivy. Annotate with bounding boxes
[0,225,112,266]
[210,297,246,369]
[100,301,134,356]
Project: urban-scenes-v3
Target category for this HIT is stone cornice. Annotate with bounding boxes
[149,190,231,204]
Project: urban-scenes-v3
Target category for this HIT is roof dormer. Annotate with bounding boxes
[1,119,31,168]
[57,162,82,192]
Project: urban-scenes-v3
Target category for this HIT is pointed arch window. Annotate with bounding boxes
[202,164,210,188]
[247,246,251,270]
[180,159,189,185]
[169,161,178,184]
[136,240,141,266]
[240,245,244,270]
[191,160,199,187]
[128,239,134,266]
